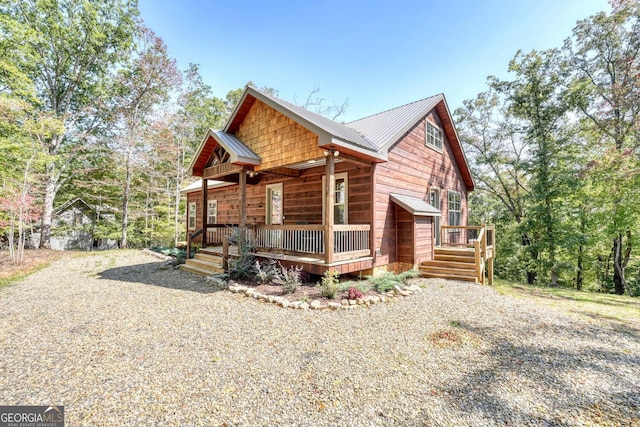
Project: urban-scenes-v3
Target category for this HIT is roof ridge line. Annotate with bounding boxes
[346,93,442,124]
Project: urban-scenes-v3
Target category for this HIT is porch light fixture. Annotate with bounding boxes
[248,171,258,178]
[324,147,340,157]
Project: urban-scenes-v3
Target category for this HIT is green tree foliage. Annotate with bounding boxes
[458,2,640,295]
[0,0,138,249]
[564,0,640,294]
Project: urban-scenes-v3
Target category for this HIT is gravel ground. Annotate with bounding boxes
[1,251,639,426]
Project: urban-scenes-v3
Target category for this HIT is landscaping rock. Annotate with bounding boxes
[310,300,321,309]
[327,302,341,310]
[394,285,411,297]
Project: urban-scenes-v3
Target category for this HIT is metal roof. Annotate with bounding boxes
[390,193,441,216]
[230,87,382,156]
[210,129,261,165]
[346,94,443,151]
[180,179,234,194]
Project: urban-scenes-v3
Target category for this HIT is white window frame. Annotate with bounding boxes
[265,183,283,225]
[322,172,348,225]
[448,190,461,226]
[429,188,441,246]
[188,201,196,231]
[426,121,443,151]
[207,200,217,225]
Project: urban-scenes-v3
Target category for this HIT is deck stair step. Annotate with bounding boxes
[419,271,477,282]
[194,253,223,263]
[421,247,479,283]
[421,260,476,271]
[180,252,224,277]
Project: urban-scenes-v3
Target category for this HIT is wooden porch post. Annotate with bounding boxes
[325,152,335,264]
[239,171,247,228]
[201,178,208,247]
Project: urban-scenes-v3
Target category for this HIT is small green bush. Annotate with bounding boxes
[317,270,340,299]
[366,269,419,293]
[338,280,372,293]
[274,265,304,294]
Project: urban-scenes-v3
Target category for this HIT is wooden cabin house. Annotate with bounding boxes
[182,86,494,283]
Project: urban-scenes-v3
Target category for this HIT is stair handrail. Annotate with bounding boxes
[186,228,203,260]
[474,226,486,284]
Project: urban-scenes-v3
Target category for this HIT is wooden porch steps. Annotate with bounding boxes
[419,247,478,283]
[179,252,224,277]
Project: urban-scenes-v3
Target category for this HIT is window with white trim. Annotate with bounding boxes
[448,191,461,226]
[322,172,348,225]
[426,122,443,150]
[207,200,217,225]
[266,183,283,225]
[188,202,196,230]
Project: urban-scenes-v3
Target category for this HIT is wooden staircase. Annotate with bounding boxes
[419,247,478,282]
[179,249,224,277]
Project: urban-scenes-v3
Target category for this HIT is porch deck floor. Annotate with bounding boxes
[200,246,373,267]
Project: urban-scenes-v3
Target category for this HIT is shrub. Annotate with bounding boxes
[274,264,303,294]
[255,259,279,285]
[398,269,420,282]
[227,252,256,280]
[317,270,340,299]
[366,269,419,293]
[338,280,372,293]
[347,286,363,300]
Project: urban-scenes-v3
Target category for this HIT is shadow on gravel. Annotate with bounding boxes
[97,262,218,294]
[422,320,640,426]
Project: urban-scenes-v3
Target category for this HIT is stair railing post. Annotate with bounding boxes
[474,239,482,284]
[222,235,229,272]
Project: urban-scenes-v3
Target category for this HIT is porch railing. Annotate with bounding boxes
[253,225,325,254]
[440,224,495,284]
[252,224,370,259]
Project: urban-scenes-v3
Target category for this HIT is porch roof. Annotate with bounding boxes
[189,129,261,176]
[390,193,441,216]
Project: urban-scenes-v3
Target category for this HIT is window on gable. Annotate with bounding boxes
[448,191,461,226]
[426,122,443,150]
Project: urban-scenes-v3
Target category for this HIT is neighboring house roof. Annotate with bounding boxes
[180,179,234,194]
[390,193,442,217]
[54,197,93,215]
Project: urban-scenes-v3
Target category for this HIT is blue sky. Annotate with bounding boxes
[139,0,610,122]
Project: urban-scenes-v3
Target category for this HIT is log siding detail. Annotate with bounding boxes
[374,110,468,267]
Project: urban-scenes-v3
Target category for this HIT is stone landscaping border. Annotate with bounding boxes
[227,282,423,310]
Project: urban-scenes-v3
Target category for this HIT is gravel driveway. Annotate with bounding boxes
[1,251,638,426]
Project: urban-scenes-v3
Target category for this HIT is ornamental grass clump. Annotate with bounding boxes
[317,270,340,299]
[273,264,304,294]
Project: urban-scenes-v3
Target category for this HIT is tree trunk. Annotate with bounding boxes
[576,244,583,291]
[38,166,58,249]
[522,233,537,285]
[173,147,182,247]
[612,234,626,295]
[121,145,132,249]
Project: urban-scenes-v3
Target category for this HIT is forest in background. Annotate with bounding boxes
[0,0,638,295]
